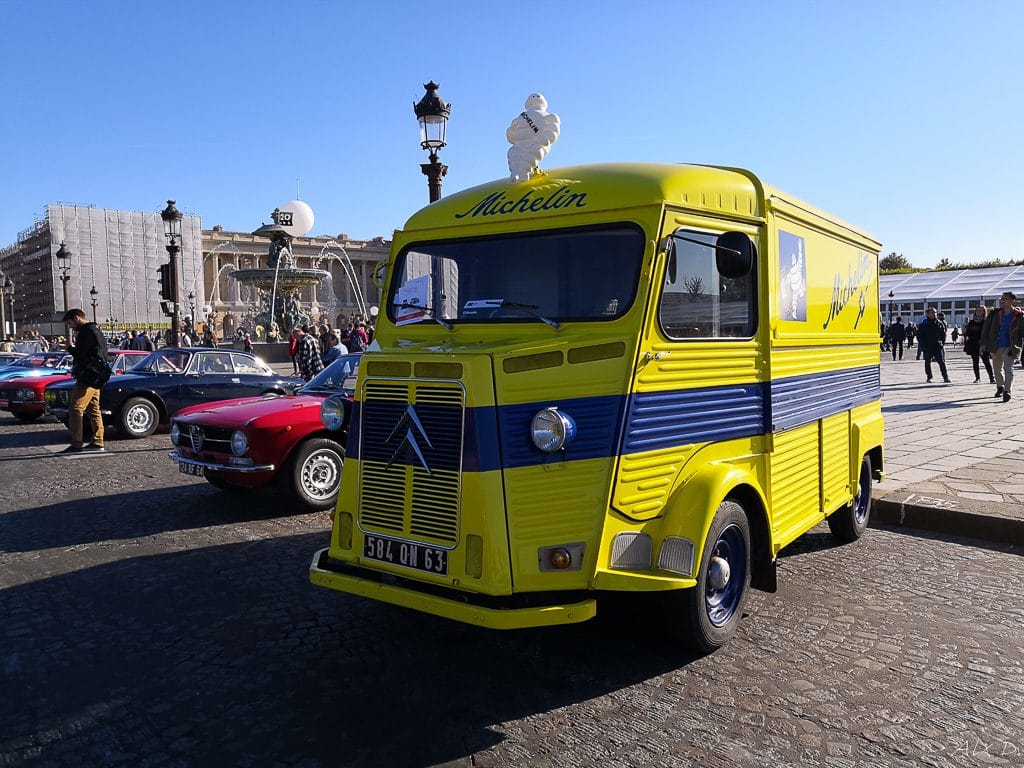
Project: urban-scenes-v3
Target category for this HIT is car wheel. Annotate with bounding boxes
[666,500,751,654]
[117,397,159,438]
[285,438,344,511]
[828,455,873,542]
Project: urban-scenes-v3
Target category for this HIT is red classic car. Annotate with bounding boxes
[0,350,147,421]
[169,354,361,511]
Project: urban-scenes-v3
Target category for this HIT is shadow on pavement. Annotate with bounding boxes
[0,533,692,767]
[0,485,309,553]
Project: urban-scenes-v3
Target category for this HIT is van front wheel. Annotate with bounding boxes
[667,500,751,654]
[828,455,872,542]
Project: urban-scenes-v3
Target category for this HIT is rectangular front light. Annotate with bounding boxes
[336,512,353,551]
[658,537,695,576]
[610,532,652,570]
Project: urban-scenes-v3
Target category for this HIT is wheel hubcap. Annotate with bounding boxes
[853,464,870,524]
[127,405,153,433]
[705,523,747,627]
[300,449,341,500]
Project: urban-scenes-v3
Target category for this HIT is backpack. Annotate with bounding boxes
[349,330,366,352]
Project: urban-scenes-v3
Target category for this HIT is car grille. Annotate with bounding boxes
[358,379,464,546]
[183,424,234,453]
[52,390,69,406]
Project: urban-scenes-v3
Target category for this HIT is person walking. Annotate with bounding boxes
[981,291,1023,402]
[917,306,950,383]
[287,329,299,374]
[963,306,995,384]
[888,317,907,361]
[60,308,109,453]
[292,326,324,381]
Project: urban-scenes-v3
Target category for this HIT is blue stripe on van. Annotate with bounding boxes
[348,365,880,470]
[769,365,881,432]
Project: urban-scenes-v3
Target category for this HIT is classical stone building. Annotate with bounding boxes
[200,226,388,339]
[0,205,388,339]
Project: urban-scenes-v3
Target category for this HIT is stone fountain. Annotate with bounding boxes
[230,203,328,340]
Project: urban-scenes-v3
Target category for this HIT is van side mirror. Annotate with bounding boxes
[716,232,755,279]
[372,261,387,290]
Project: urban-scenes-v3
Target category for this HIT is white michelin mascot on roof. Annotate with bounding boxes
[506,93,561,182]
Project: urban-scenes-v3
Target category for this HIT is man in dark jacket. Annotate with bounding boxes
[916,307,950,384]
[888,317,907,361]
[61,308,109,453]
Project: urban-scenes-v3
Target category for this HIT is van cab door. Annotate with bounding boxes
[611,216,765,522]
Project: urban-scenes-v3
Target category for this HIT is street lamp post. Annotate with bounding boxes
[4,278,15,337]
[888,290,894,325]
[55,241,72,313]
[160,200,183,347]
[90,286,99,323]
[188,291,196,332]
[0,269,6,338]
[413,81,451,203]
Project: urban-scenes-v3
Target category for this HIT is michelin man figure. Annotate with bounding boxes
[506,93,561,182]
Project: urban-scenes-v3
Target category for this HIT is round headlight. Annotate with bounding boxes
[230,430,249,457]
[321,395,347,431]
[531,407,577,453]
[170,422,181,445]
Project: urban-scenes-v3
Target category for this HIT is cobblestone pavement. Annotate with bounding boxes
[2,413,1023,768]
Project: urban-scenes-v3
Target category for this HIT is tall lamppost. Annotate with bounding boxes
[55,241,72,313]
[160,200,183,347]
[413,81,451,203]
[0,269,6,338]
[887,290,894,325]
[4,278,15,337]
[188,291,196,331]
[90,286,99,323]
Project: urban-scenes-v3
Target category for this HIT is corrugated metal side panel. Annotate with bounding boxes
[769,422,821,547]
[821,412,851,513]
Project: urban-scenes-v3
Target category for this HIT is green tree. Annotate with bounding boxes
[879,252,913,271]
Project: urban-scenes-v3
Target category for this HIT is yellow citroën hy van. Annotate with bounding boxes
[311,161,883,652]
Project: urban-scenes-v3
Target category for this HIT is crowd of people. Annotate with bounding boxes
[287,320,373,380]
[884,291,1024,401]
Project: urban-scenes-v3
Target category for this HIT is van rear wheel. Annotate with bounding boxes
[666,500,751,654]
[828,455,872,542]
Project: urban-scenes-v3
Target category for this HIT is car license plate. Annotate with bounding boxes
[363,534,448,575]
[178,462,205,477]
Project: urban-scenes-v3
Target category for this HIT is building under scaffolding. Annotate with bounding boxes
[0,204,202,337]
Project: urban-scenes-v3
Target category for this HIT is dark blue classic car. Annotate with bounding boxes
[45,347,305,438]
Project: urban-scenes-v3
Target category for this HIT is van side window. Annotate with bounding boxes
[659,229,757,339]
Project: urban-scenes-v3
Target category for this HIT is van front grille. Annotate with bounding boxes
[358,379,464,546]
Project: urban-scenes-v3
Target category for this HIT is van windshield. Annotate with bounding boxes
[389,225,645,326]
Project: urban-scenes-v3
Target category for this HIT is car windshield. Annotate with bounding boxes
[132,349,191,373]
[301,354,362,393]
[388,225,646,327]
[12,354,64,368]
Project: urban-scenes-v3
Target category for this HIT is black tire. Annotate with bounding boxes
[666,500,751,654]
[283,438,345,512]
[117,397,159,438]
[828,455,872,542]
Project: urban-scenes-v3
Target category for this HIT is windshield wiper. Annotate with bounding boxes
[497,300,561,330]
[393,302,454,330]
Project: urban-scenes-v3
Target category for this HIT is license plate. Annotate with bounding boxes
[178,462,205,477]
[363,534,448,575]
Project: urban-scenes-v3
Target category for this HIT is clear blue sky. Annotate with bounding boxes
[2,0,1020,269]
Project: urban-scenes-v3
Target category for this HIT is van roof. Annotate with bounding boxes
[401,162,878,247]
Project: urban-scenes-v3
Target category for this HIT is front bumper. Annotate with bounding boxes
[309,548,597,629]
[170,451,275,474]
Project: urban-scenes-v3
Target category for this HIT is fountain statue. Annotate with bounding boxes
[229,202,329,336]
